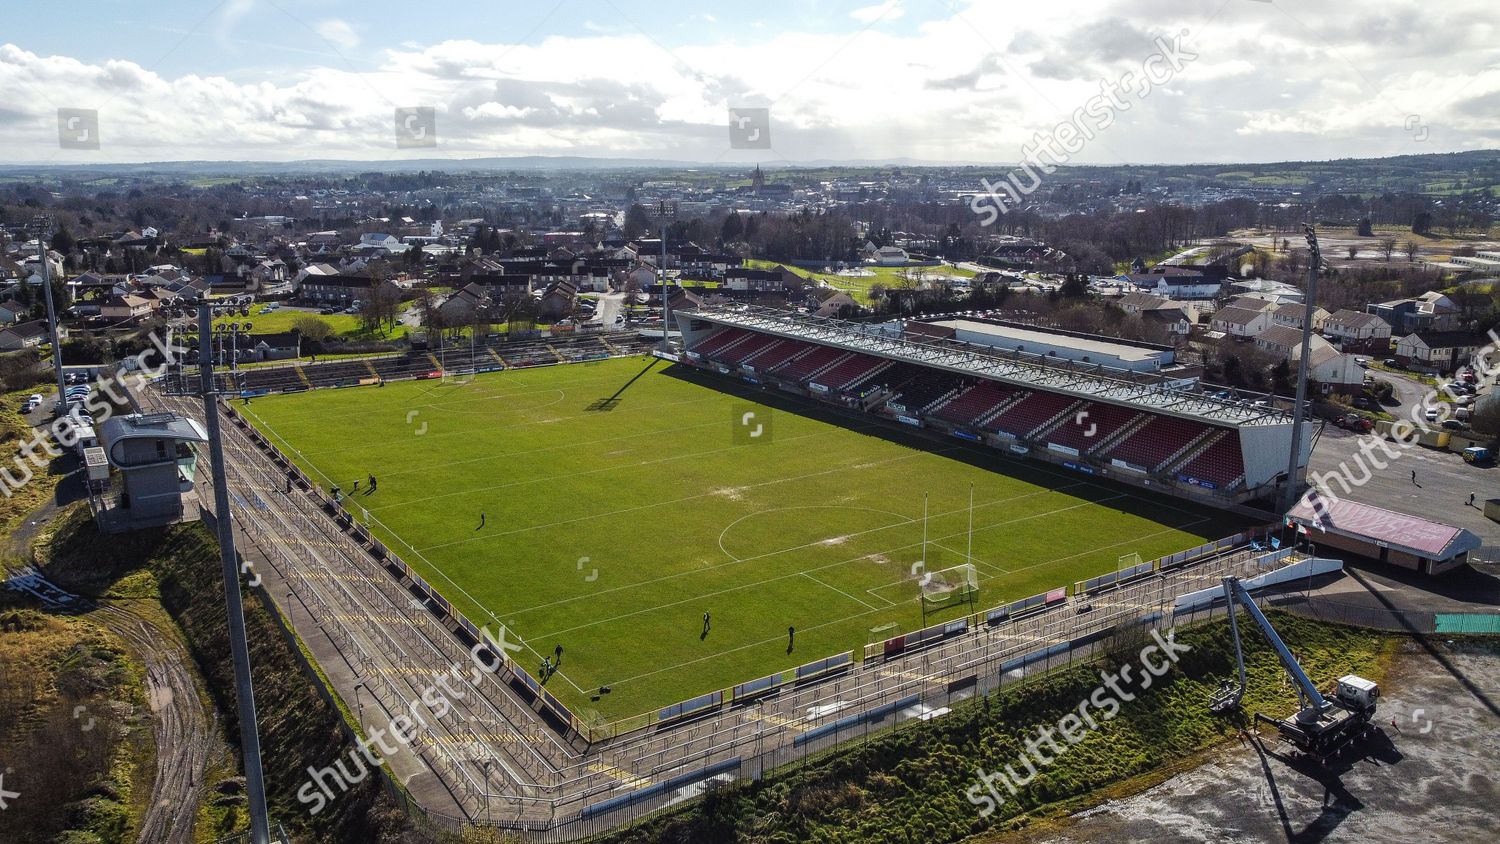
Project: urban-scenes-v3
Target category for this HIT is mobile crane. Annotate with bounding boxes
[1209,576,1379,757]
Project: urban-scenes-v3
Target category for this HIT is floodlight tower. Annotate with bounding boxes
[653,200,678,351]
[1280,224,1321,514]
[198,302,271,844]
[28,216,69,418]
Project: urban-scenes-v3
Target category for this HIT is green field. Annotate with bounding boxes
[243,357,1245,722]
[743,259,976,302]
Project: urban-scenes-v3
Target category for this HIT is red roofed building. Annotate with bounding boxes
[1287,497,1482,576]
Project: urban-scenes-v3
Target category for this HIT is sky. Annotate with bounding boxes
[1,0,1497,166]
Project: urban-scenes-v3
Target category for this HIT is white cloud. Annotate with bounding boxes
[850,1,903,24]
[0,0,1496,164]
[312,19,360,53]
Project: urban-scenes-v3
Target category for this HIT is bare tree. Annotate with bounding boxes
[1379,238,1397,262]
[1402,240,1421,262]
[1346,244,1358,260]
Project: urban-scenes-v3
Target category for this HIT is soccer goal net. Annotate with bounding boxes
[919,563,979,609]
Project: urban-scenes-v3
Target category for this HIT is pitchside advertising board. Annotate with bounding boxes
[896,415,922,427]
[951,430,981,442]
[808,382,829,393]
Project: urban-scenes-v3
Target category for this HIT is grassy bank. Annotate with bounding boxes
[38,505,420,843]
[0,600,150,843]
[595,613,1396,844]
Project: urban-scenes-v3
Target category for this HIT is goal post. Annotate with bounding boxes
[919,563,979,613]
[1118,552,1142,571]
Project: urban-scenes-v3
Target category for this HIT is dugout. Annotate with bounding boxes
[1285,497,1481,576]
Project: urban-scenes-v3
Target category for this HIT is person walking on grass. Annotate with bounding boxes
[788,625,795,651]
[702,611,711,636]
[352,479,359,493]
[368,474,377,493]
[477,512,485,530]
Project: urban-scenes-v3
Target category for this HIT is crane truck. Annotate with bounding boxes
[1209,576,1379,758]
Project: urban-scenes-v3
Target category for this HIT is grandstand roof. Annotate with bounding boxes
[681,305,1295,428]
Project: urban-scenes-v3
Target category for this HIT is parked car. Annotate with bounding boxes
[21,398,39,413]
[1355,357,1370,367]
[1441,419,1466,431]
[1424,407,1440,422]
[319,307,337,315]
[1383,358,1399,367]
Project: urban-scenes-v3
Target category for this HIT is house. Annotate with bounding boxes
[247,331,301,362]
[356,233,407,255]
[724,265,801,293]
[1123,267,1223,300]
[99,294,156,321]
[300,274,400,307]
[1295,339,1364,394]
[1270,303,1329,332]
[1368,292,1461,335]
[1118,292,1196,339]
[539,280,578,320]
[1393,331,1486,373]
[439,282,490,324]
[872,246,909,266]
[1209,305,1272,339]
[0,319,53,350]
[1320,309,1392,355]
[1254,324,1312,358]
[0,298,25,325]
[810,288,859,318]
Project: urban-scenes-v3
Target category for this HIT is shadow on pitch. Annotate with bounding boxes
[587,358,660,412]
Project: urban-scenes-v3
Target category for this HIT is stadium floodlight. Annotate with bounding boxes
[1280,224,1321,514]
[27,215,69,418]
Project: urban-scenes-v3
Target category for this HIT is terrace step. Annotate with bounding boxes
[1028,399,1087,441]
[976,390,1030,428]
[1087,412,1150,456]
[1160,429,1226,474]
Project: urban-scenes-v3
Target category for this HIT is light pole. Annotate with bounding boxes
[28,216,69,418]
[198,302,271,844]
[1280,224,1321,514]
[653,201,678,351]
[481,759,493,826]
[353,681,366,732]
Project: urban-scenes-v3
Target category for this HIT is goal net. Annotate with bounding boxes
[919,563,979,610]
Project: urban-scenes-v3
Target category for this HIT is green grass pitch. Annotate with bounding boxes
[242,356,1247,722]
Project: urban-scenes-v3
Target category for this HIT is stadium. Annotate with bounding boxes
[154,311,1313,836]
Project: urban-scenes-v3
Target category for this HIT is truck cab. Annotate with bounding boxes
[1335,675,1379,713]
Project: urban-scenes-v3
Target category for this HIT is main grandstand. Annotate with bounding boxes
[674,306,1308,504]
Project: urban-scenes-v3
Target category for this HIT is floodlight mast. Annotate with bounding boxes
[1280,224,1320,513]
[29,216,69,419]
[655,201,677,351]
[198,303,272,844]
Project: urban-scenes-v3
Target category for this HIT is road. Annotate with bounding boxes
[589,291,626,327]
[1309,367,1499,548]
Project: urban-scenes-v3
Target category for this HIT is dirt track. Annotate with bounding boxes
[1011,639,1500,843]
[93,602,217,844]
